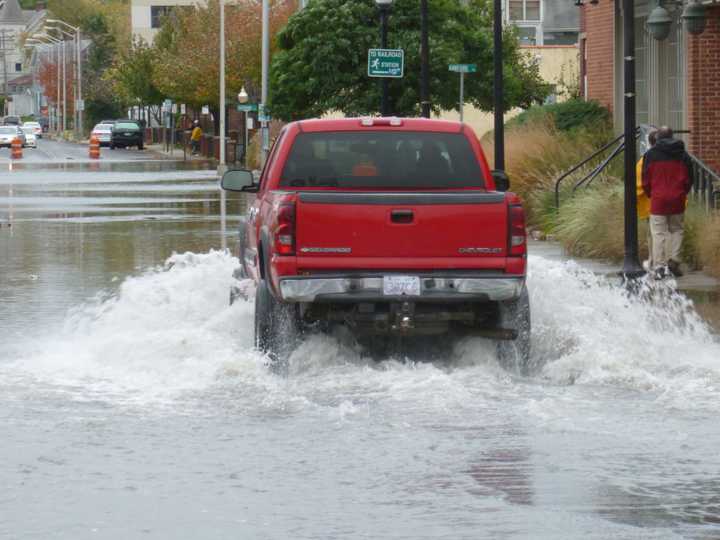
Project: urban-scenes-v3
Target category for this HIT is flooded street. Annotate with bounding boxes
[2,157,720,539]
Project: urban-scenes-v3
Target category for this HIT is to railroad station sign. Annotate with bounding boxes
[368,49,404,78]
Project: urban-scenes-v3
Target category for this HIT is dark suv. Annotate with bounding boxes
[110,120,144,150]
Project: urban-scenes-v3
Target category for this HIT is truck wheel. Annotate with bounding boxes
[254,279,301,369]
[496,286,532,374]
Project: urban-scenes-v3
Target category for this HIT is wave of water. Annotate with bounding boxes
[1,251,718,409]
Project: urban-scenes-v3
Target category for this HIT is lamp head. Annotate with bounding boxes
[682,0,707,35]
[238,87,249,103]
[647,3,672,41]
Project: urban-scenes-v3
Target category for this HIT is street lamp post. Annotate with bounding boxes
[219,0,227,176]
[260,0,270,166]
[375,0,392,116]
[238,87,250,168]
[620,0,643,278]
[31,34,63,136]
[47,27,77,138]
[46,19,82,138]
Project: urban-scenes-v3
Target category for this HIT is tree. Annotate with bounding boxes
[269,0,549,120]
[105,38,165,123]
[152,0,293,134]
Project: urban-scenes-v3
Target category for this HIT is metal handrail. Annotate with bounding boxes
[688,153,720,212]
[554,132,626,209]
[572,141,626,193]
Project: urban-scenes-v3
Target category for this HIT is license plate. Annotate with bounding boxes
[383,275,421,296]
[124,132,132,136]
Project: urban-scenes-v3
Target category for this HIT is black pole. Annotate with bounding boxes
[493,0,504,171]
[380,7,389,116]
[420,0,430,118]
[622,0,643,278]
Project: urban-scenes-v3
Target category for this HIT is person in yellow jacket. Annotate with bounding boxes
[190,120,203,155]
[637,129,657,270]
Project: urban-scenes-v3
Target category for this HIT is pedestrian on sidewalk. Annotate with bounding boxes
[190,120,202,156]
[641,126,693,278]
[636,128,657,271]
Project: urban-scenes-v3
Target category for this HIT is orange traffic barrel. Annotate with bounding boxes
[89,137,100,159]
[10,137,22,160]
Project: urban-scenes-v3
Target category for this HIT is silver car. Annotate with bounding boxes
[0,126,20,147]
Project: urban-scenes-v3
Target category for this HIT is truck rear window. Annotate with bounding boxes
[279,131,485,189]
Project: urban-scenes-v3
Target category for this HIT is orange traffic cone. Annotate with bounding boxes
[89,137,100,159]
[10,137,22,160]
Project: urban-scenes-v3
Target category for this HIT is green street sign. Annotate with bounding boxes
[449,63,477,73]
[368,49,404,78]
[236,103,258,112]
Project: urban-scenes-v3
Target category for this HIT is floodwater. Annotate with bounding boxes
[2,160,720,540]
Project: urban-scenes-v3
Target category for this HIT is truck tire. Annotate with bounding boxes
[496,286,532,374]
[254,279,301,368]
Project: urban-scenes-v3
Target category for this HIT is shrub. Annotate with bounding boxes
[483,114,614,226]
[698,214,720,278]
[508,98,611,133]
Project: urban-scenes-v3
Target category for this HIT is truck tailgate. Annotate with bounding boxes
[295,191,508,262]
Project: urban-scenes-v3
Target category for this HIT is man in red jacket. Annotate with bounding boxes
[642,126,693,278]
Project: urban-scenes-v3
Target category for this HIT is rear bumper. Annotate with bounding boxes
[278,275,525,303]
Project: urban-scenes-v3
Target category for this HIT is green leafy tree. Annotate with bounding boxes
[105,38,165,123]
[270,0,549,120]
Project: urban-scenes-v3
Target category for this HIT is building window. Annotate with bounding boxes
[151,6,174,29]
[543,31,577,45]
[15,63,21,72]
[509,0,540,22]
[516,26,538,45]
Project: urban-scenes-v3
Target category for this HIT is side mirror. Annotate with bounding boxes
[221,169,257,192]
[492,169,510,192]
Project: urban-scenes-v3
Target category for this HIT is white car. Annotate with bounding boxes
[22,121,42,139]
[22,127,37,148]
[90,123,113,146]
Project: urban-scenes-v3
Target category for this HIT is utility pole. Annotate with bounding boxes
[493,0,504,172]
[420,0,430,118]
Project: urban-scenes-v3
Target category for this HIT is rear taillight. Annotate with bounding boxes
[509,205,526,256]
[274,202,296,255]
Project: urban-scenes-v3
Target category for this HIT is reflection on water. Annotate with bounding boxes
[0,161,245,336]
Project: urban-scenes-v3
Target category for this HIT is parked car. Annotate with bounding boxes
[2,116,20,126]
[21,127,37,148]
[221,117,531,370]
[110,120,144,150]
[22,121,42,138]
[0,126,19,147]
[90,123,113,147]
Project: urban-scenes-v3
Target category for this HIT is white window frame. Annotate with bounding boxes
[506,0,544,45]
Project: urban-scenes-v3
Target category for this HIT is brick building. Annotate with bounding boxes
[580,0,720,172]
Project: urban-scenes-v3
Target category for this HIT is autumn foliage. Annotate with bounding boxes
[152,0,294,111]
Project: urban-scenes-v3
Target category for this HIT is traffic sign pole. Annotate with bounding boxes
[448,64,476,124]
[459,71,464,123]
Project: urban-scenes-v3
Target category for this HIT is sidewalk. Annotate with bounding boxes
[529,239,720,292]
[144,142,214,163]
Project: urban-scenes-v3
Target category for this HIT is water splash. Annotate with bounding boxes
[2,252,719,409]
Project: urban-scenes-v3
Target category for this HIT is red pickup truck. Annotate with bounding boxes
[222,118,530,369]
